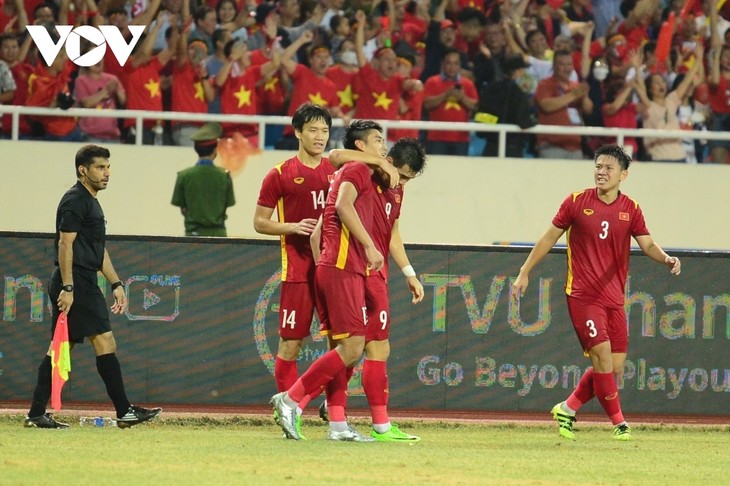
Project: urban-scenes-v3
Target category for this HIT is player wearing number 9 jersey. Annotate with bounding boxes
[512,144,681,442]
[327,122,427,442]
[254,104,335,394]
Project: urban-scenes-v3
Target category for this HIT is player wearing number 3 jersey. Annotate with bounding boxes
[254,104,336,396]
[512,144,681,442]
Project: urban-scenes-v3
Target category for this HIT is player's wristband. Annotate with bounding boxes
[402,265,416,278]
[111,281,125,291]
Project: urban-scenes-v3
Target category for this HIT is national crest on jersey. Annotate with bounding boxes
[552,188,650,307]
[257,156,335,282]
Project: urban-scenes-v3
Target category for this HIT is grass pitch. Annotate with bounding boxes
[1,414,728,485]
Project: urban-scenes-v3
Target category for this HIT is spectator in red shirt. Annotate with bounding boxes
[352,10,423,142]
[122,15,174,144]
[0,0,28,35]
[216,30,310,145]
[171,26,216,146]
[389,49,425,143]
[535,49,593,159]
[275,37,343,150]
[326,39,359,148]
[0,33,33,139]
[422,47,479,155]
[25,33,82,142]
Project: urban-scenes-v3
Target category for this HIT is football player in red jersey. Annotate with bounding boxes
[512,144,681,441]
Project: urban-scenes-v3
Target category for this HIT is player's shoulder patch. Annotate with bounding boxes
[571,190,586,202]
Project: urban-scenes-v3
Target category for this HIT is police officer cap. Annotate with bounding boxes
[190,122,223,142]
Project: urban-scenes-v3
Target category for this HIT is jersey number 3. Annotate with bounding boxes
[599,221,609,240]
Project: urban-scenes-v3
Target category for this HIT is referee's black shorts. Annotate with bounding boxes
[49,267,111,343]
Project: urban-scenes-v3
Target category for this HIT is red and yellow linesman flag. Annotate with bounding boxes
[51,312,71,411]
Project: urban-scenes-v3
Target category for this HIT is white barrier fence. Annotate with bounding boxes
[1,105,729,159]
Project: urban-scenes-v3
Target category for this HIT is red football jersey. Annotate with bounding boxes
[283,64,338,136]
[318,163,375,276]
[352,63,405,121]
[552,188,650,307]
[220,64,263,136]
[124,57,163,127]
[325,65,357,112]
[171,62,209,115]
[257,156,335,282]
[423,75,478,142]
[371,178,403,279]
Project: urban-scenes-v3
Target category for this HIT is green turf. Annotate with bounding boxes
[1,415,728,485]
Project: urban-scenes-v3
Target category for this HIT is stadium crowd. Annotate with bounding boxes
[1,0,730,162]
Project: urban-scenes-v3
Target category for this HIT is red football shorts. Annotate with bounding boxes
[365,274,390,342]
[566,295,628,354]
[315,265,367,339]
[278,281,316,340]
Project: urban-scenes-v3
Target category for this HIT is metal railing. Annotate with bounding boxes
[2,105,728,159]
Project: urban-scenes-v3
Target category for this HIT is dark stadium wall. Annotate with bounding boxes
[1,234,728,416]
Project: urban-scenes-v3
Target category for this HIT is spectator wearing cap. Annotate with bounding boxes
[275,32,343,150]
[352,9,423,142]
[476,54,536,157]
[171,23,216,146]
[534,49,593,159]
[188,5,218,54]
[171,122,236,237]
[422,47,479,156]
[421,0,461,81]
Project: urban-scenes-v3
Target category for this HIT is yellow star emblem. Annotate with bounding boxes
[445,99,462,111]
[337,84,354,108]
[194,81,205,102]
[264,76,279,92]
[234,85,252,108]
[144,78,161,98]
[372,91,393,110]
[308,92,328,106]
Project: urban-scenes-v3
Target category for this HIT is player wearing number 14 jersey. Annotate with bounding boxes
[254,104,336,394]
[512,144,681,441]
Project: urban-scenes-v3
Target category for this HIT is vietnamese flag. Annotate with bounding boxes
[51,312,71,411]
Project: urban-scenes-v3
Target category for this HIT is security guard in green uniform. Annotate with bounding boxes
[171,122,236,236]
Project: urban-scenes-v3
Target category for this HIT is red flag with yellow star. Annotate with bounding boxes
[51,312,71,411]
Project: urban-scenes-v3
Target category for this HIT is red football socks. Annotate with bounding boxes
[274,356,298,392]
[363,359,389,425]
[566,367,595,412]
[593,371,625,425]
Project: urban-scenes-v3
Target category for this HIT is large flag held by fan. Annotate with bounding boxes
[51,312,71,411]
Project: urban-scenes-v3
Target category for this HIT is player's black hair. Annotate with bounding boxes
[291,103,332,132]
[75,145,111,177]
[595,143,631,170]
[388,137,426,175]
[343,120,383,150]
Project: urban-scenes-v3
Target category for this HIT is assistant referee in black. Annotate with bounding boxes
[25,145,161,429]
